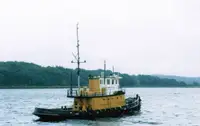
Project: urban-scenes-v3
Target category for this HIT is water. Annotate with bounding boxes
[0,88,200,126]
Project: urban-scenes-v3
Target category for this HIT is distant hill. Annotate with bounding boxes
[0,61,199,88]
[153,74,200,85]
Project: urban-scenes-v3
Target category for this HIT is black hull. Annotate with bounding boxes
[33,97,141,121]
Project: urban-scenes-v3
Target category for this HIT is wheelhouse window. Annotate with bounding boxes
[116,80,118,84]
[112,79,114,84]
[107,79,110,84]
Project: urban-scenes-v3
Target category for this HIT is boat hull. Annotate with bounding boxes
[33,97,141,121]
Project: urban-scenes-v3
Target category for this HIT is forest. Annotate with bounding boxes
[0,61,198,88]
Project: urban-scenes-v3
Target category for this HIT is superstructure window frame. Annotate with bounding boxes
[107,79,110,84]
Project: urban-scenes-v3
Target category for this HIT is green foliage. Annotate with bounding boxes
[0,61,196,88]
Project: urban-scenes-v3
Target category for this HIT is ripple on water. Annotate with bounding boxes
[1,88,200,126]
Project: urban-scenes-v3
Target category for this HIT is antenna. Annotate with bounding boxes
[112,66,114,74]
[71,23,86,89]
[104,60,106,84]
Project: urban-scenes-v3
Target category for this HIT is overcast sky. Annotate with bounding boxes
[0,0,200,77]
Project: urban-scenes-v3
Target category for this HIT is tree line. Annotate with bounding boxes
[0,61,198,88]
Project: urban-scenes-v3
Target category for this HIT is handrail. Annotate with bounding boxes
[67,89,125,97]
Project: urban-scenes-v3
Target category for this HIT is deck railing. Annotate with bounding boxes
[67,89,125,97]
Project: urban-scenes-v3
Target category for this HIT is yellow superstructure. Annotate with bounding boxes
[88,78,101,93]
[72,75,125,111]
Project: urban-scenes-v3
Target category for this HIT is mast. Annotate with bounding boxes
[104,60,106,84]
[70,71,72,95]
[71,23,86,89]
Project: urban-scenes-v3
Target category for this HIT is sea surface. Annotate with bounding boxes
[0,88,200,126]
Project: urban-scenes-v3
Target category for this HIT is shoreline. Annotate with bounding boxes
[0,86,199,89]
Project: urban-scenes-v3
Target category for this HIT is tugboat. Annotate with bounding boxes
[33,23,142,121]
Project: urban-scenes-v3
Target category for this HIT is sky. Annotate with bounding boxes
[0,0,200,77]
